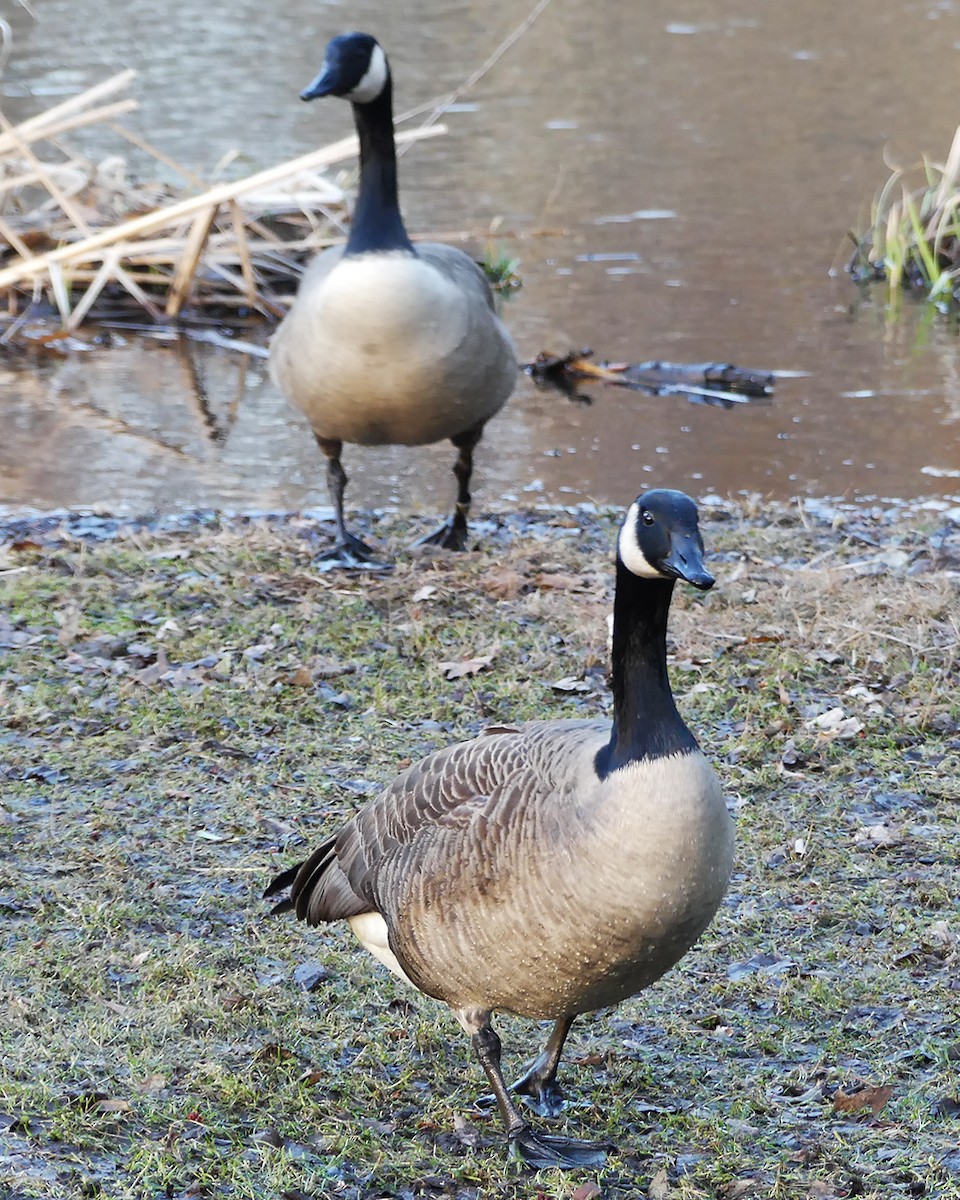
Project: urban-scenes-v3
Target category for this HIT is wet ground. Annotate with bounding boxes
[2,0,960,516]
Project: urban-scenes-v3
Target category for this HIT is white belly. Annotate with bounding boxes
[270,252,515,446]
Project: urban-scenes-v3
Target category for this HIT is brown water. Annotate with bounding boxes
[2,0,960,518]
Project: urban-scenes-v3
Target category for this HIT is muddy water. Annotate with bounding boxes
[2,0,960,517]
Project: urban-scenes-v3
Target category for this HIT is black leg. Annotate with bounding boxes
[511,1015,575,1118]
[471,1021,606,1170]
[314,436,388,570]
[412,425,483,552]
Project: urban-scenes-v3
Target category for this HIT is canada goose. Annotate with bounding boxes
[270,32,517,568]
[266,489,734,1167]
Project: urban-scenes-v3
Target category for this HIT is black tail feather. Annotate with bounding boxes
[263,860,303,901]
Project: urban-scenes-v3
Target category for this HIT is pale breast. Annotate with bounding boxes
[270,250,516,445]
[385,732,734,1021]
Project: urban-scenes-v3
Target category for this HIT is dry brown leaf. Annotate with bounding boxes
[97,1098,133,1113]
[288,664,313,687]
[479,566,524,600]
[452,1112,482,1148]
[411,584,438,602]
[437,645,498,680]
[134,1073,167,1093]
[253,1042,297,1063]
[572,1183,601,1200]
[133,646,169,686]
[648,1167,675,1199]
[724,1181,758,1198]
[56,604,82,647]
[833,1082,893,1117]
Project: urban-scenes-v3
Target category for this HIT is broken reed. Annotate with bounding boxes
[0,67,449,336]
[850,123,960,310]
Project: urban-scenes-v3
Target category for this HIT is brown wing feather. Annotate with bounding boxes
[267,721,602,933]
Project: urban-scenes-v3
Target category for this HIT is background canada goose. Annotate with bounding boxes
[266,488,734,1168]
[270,32,518,568]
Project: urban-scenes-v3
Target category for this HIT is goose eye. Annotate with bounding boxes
[641,510,655,526]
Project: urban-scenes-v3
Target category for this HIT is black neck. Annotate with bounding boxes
[346,79,415,256]
[595,561,697,778]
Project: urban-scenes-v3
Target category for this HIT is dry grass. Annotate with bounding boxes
[0,55,443,338]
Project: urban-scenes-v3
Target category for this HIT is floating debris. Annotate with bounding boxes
[526,348,775,407]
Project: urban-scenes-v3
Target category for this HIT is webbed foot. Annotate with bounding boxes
[509,1016,576,1118]
[508,1126,607,1170]
[512,1074,567,1119]
[411,514,468,552]
[316,532,391,572]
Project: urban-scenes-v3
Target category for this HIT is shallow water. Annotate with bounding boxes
[2,0,960,517]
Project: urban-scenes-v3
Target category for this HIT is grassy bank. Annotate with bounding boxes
[1,498,958,1200]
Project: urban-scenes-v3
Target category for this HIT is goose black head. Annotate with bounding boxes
[301,32,389,105]
[617,489,714,591]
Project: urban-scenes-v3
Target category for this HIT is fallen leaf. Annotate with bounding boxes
[479,567,525,600]
[552,675,590,692]
[853,820,902,850]
[55,604,82,647]
[257,813,300,840]
[648,1167,675,1199]
[437,645,498,679]
[254,1043,297,1063]
[807,706,864,740]
[411,584,438,602]
[728,952,798,980]
[134,1073,167,1093]
[288,664,313,687]
[926,920,958,952]
[833,1082,893,1118]
[97,1098,133,1113]
[572,1183,601,1200]
[452,1112,482,1148]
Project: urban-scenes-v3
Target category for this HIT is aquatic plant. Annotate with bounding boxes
[850,124,960,311]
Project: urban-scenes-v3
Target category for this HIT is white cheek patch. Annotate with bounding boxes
[347,44,388,104]
[618,501,663,578]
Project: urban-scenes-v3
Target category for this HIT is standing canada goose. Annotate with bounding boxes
[270,32,517,568]
[266,489,734,1167]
